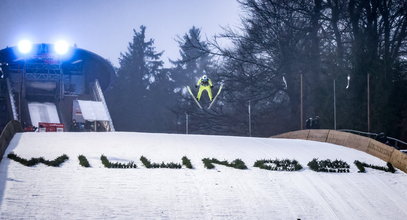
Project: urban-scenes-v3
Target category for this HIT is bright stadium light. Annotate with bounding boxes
[54,40,69,55]
[18,40,33,54]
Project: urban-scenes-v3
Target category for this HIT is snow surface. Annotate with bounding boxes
[28,102,60,126]
[77,100,109,122]
[1,132,407,219]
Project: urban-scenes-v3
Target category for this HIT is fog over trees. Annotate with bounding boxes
[106,0,407,140]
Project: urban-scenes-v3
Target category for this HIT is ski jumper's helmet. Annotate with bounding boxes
[202,75,208,81]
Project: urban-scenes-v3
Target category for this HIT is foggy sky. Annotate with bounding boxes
[0,0,241,67]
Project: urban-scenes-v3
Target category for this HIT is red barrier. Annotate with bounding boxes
[38,123,64,132]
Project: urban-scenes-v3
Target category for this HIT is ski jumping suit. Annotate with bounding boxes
[196,77,213,101]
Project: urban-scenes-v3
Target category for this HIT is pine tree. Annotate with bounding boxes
[106,25,166,131]
[171,26,213,87]
[170,27,221,134]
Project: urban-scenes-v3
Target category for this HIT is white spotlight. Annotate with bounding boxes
[54,40,69,55]
[18,40,33,54]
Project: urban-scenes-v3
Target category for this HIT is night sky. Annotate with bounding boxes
[0,0,241,67]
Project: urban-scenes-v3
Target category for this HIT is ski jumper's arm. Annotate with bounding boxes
[209,79,213,87]
[196,79,202,87]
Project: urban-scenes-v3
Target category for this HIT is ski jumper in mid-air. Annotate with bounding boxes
[186,74,223,109]
[195,75,213,101]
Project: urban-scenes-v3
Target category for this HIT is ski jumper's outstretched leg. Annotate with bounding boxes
[197,86,213,101]
[196,79,203,101]
[207,79,213,101]
[207,86,213,101]
[197,86,205,101]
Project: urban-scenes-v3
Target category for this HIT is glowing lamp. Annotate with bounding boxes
[54,40,69,55]
[18,40,33,54]
[346,75,351,89]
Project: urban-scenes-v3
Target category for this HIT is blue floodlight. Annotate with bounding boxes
[54,40,69,55]
[18,40,33,54]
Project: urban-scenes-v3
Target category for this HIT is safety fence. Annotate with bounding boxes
[0,120,22,163]
[339,129,407,150]
[273,129,407,174]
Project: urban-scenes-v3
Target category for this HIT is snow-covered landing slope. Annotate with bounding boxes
[1,132,406,219]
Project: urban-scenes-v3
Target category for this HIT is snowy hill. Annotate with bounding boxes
[1,132,407,219]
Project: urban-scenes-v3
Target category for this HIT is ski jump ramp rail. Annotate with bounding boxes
[92,80,115,131]
[273,129,407,173]
[6,79,18,121]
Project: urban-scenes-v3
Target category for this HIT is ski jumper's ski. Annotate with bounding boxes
[208,83,224,109]
[187,86,203,109]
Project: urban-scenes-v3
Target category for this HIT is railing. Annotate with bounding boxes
[6,78,18,120]
[340,129,407,150]
[93,80,115,131]
[0,120,22,163]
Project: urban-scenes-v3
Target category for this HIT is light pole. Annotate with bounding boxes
[367,73,370,133]
[333,75,350,130]
[333,79,336,130]
[185,113,189,134]
[248,100,252,137]
[300,73,303,129]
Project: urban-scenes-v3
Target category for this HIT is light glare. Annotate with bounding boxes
[18,40,33,54]
[54,41,69,55]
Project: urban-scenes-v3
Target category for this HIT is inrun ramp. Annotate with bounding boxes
[28,102,60,126]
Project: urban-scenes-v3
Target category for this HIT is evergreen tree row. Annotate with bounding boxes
[307,158,350,173]
[7,153,69,167]
[105,1,407,140]
[202,158,248,170]
[140,155,182,169]
[8,153,398,173]
[254,159,303,171]
[78,155,91,168]
[100,155,137,169]
[354,160,396,173]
